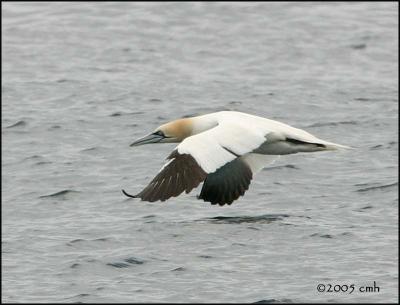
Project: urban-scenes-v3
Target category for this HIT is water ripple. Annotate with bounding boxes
[306,121,358,128]
[6,120,26,128]
[204,214,290,224]
[253,299,293,304]
[310,233,333,239]
[107,256,145,268]
[39,189,79,198]
[356,182,398,193]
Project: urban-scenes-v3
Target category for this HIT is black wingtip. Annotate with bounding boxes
[122,189,138,198]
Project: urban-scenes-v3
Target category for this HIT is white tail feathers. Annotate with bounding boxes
[321,141,353,150]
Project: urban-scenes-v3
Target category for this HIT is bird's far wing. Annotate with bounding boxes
[124,122,269,203]
[177,121,268,173]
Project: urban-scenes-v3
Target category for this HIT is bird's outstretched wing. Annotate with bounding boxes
[123,122,270,205]
[122,150,207,202]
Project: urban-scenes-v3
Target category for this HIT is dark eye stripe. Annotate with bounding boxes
[153,130,165,137]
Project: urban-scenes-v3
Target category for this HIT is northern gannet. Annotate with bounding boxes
[122,111,349,206]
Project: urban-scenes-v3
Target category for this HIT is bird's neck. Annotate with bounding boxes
[190,114,219,136]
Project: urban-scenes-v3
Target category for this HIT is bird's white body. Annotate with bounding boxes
[178,111,347,173]
[123,111,349,205]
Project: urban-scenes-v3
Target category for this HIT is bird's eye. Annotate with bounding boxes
[153,130,165,137]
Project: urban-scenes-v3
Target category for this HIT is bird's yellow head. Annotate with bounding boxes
[130,118,194,146]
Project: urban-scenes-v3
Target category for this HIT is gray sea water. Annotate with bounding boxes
[2,2,398,303]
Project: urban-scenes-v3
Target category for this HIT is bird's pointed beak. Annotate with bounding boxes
[130,133,164,147]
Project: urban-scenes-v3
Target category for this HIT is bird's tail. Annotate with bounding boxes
[319,140,353,150]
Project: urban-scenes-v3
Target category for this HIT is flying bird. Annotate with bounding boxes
[122,111,349,206]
